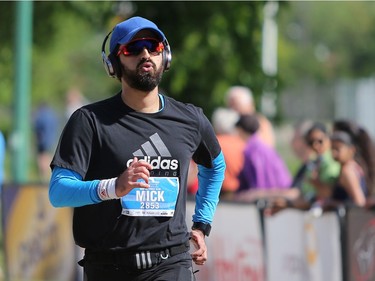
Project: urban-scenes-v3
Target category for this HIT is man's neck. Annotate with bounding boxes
[121,86,160,113]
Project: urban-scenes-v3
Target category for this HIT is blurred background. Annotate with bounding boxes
[1,1,375,280]
[2,1,375,183]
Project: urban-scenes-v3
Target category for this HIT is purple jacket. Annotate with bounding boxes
[238,134,291,191]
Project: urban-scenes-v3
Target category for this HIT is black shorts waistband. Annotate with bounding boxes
[82,241,190,270]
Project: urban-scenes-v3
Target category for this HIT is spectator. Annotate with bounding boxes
[303,122,340,202]
[65,87,89,120]
[212,107,245,200]
[235,114,291,195]
[332,119,375,206]
[330,130,368,206]
[264,121,316,214]
[225,86,275,148]
[333,119,375,196]
[266,121,341,214]
[33,102,58,182]
[290,120,315,200]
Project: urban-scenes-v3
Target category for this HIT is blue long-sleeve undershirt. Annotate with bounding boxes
[193,151,226,224]
[49,167,101,207]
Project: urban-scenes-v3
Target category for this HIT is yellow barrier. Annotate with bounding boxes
[2,184,76,281]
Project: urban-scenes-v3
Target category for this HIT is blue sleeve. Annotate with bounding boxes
[49,167,101,207]
[192,151,226,224]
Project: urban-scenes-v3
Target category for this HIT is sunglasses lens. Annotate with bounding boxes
[120,39,163,56]
[308,139,323,146]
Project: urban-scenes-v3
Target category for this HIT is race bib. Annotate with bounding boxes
[121,177,179,217]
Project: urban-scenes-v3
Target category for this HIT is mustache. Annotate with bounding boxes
[137,58,156,69]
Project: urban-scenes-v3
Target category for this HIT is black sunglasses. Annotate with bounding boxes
[307,138,324,146]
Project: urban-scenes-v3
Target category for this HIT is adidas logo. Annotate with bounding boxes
[133,133,172,158]
[127,156,178,171]
[126,133,179,175]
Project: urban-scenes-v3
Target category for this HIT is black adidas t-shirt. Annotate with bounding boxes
[51,93,221,251]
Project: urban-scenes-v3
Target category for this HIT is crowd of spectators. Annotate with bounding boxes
[188,85,375,216]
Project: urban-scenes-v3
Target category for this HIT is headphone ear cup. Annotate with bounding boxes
[102,51,115,77]
[163,40,172,71]
[108,53,122,79]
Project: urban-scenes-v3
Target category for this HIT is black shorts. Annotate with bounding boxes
[83,251,196,281]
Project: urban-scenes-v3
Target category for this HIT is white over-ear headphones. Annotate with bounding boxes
[101,29,172,78]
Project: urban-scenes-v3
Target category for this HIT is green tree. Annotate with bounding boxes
[1,1,268,118]
[278,2,375,86]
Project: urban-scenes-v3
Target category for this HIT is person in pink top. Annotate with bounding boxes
[235,114,292,192]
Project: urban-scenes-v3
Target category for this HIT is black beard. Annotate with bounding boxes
[121,59,163,92]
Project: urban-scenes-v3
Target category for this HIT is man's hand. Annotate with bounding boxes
[115,157,153,197]
[190,229,207,265]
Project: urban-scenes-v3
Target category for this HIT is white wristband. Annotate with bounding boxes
[98,177,119,200]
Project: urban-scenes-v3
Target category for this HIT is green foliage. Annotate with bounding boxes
[278,2,375,86]
[3,1,375,128]
[1,1,267,124]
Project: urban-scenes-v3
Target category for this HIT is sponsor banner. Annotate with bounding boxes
[186,201,265,281]
[2,184,76,281]
[347,207,375,281]
[265,209,342,281]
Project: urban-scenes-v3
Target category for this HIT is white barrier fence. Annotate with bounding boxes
[187,201,343,281]
[265,209,342,281]
[186,202,265,280]
[3,185,375,281]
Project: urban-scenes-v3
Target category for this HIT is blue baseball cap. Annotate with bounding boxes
[109,16,166,53]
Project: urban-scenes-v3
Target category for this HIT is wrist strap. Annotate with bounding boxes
[98,177,119,200]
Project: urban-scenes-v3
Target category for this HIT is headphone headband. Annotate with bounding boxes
[101,29,116,77]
